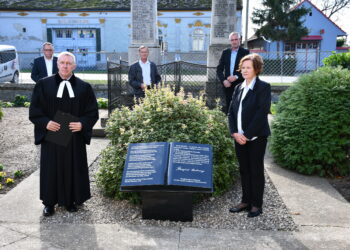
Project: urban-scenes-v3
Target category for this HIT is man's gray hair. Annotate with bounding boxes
[42,42,54,49]
[229,32,241,39]
[57,51,76,64]
[138,45,149,52]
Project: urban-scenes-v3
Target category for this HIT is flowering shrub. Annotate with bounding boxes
[0,171,6,182]
[96,87,238,203]
[6,178,14,185]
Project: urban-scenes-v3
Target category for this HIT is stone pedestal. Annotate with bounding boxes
[128,0,160,65]
[206,0,237,95]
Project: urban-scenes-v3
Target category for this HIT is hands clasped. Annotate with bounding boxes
[46,121,82,132]
[232,133,247,145]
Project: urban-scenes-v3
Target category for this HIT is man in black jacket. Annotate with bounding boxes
[31,42,58,83]
[217,32,249,113]
[128,45,161,99]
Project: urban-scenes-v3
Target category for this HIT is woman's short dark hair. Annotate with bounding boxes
[238,53,264,75]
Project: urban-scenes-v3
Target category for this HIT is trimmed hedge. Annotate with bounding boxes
[96,87,238,203]
[323,51,350,70]
[270,67,350,176]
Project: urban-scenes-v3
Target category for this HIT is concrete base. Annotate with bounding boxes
[128,44,161,65]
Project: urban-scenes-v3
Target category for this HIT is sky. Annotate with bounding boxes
[241,0,350,43]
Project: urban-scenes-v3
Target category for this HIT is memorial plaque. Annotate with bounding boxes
[128,0,160,64]
[209,0,237,45]
[121,142,169,189]
[120,142,213,192]
[168,142,213,191]
[131,0,157,44]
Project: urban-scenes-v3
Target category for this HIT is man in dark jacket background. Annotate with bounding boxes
[128,45,161,99]
[31,42,58,83]
[217,32,249,113]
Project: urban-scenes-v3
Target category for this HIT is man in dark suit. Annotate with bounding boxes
[31,42,58,83]
[217,32,249,113]
[128,45,161,99]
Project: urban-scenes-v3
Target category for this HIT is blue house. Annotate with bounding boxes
[247,0,347,72]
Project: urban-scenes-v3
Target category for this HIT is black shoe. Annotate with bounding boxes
[66,204,78,212]
[229,204,250,213]
[247,208,262,218]
[43,206,55,217]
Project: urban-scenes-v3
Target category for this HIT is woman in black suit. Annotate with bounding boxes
[228,53,271,218]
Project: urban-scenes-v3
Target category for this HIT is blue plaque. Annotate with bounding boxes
[167,142,213,191]
[120,142,213,192]
[121,142,169,188]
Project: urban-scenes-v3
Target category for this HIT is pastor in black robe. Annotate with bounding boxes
[29,73,99,207]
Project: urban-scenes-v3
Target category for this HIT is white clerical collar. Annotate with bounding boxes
[139,59,150,65]
[241,77,257,90]
[57,76,75,98]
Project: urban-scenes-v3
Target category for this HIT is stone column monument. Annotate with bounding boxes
[128,0,160,65]
[207,0,237,70]
[206,0,237,108]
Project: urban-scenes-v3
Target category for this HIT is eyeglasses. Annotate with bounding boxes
[44,49,53,51]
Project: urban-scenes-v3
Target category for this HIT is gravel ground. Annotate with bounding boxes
[42,158,298,231]
[1,107,297,231]
[0,107,39,194]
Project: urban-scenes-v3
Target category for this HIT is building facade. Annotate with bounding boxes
[247,0,347,72]
[0,1,243,67]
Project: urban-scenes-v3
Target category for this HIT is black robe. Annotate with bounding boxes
[29,74,99,207]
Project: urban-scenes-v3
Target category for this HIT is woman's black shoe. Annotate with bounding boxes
[66,204,78,212]
[247,208,262,218]
[229,204,250,213]
[43,206,55,216]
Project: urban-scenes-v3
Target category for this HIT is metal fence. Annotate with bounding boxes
[2,50,346,84]
[107,60,225,113]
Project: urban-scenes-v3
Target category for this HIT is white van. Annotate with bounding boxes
[0,45,19,83]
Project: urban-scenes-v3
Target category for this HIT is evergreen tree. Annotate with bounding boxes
[252,0,309,56]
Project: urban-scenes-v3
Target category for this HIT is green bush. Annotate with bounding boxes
[0,101,14,108]
[270,67,350,176]
[13,95,29,107]
[323,51,350,70]
[97,98,108,109]
[14,170,24,179]
[0,106,3,121]
[96,87,238,203]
